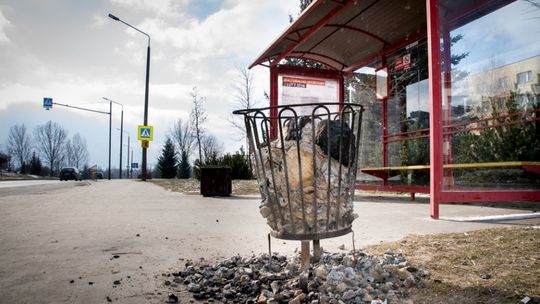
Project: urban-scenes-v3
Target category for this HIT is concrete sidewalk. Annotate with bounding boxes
[0,180,537,303]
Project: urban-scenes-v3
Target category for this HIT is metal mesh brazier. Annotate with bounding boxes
[234,102,363,240]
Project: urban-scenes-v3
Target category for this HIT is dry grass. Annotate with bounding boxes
[365,227,540,304]
[151,178,260,196]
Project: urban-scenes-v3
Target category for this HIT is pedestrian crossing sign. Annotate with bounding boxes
[138,125,153,141]
[43,97,53,110]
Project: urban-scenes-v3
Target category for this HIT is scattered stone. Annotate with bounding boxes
[289,292,305,304]
[480,273,492,280]
[342,290,356,300]
[69,280,74,284]
[113,280,121,285]
[88,282,94,285]
[136,234,140,237]
[167,293,179,303]
[113,255,120,259]
[326,270,345,285]
[338,244,346,250]
[404,275,416,288]
[166,251,426,303]
[106,295,112,302]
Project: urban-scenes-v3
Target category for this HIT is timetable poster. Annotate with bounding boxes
[278,75,339,116]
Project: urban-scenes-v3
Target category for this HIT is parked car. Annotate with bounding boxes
[59,167,82,181]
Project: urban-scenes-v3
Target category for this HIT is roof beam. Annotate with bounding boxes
[325,24,389,45]
[269,0,353,67]
[289,50,347,70]
[343,29,426,73]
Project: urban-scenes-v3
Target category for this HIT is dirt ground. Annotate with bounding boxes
[152,179,540,303]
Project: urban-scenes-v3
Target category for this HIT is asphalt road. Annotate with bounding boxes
[0,180,538,303]
[0,179,89,197]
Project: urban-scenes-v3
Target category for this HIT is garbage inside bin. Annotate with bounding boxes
[234,102,363,240]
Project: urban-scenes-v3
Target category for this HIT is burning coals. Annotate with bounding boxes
[254,118,359,236]
[165,250,428,303]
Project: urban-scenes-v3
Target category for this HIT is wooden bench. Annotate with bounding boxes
[357,161,540,199]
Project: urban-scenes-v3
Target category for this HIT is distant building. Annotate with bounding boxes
[462,55,540,118]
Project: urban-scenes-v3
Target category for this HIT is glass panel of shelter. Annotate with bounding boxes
[386,39,430,187]
[345,66,381,183]
[439,0,540,191]
[347,38,431,186]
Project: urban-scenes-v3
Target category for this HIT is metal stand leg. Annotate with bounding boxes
[267,233,272,257]
[313,239,321,263]
[299,240,310,292]
[300,241,310,271]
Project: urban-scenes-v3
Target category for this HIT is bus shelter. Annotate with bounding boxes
[250,0,540,219]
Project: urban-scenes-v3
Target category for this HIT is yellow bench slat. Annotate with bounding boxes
[362,161,540,171]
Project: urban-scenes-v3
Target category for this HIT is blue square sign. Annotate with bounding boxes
[43,97,53,109]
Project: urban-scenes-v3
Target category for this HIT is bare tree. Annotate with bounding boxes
[66,133,89,169]
[229,66,259,141]
[201,134,223,163]
[169,118,194,158]
[34,121,68,176]
[190,87,207,163]
[7,124,32,171]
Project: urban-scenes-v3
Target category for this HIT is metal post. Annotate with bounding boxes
[427,0,443,219]
[108,101,112,180]
[126,135,130,178]
[119,108,123,179]
[142,44,150,181]
[299,240,310,292]
[108,13,150,181]
[313,239,321,263]
[130,149,133,179]
[300,241,310,271]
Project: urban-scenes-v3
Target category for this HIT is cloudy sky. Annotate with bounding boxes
[0,0,299,171]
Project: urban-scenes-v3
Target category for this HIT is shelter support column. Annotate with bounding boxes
[427,0,443,219]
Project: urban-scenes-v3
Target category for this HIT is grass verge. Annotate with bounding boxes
[365,227,540,304]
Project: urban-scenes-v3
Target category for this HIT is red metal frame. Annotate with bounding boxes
[381,109,540,143]
[427,0,443,219]
[425,0,540,219]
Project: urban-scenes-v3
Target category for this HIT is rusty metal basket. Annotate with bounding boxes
[234,102,364,241]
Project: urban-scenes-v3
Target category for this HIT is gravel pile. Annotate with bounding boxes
[164,249,428,303]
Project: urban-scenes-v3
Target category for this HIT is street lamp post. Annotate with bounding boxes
[103,97,124,179]
[117,128,130,178]
[108,13,150,181]
[108,101,112,179]
[44,100,112,180]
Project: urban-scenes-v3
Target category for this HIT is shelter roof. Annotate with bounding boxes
[249,0,512,72]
